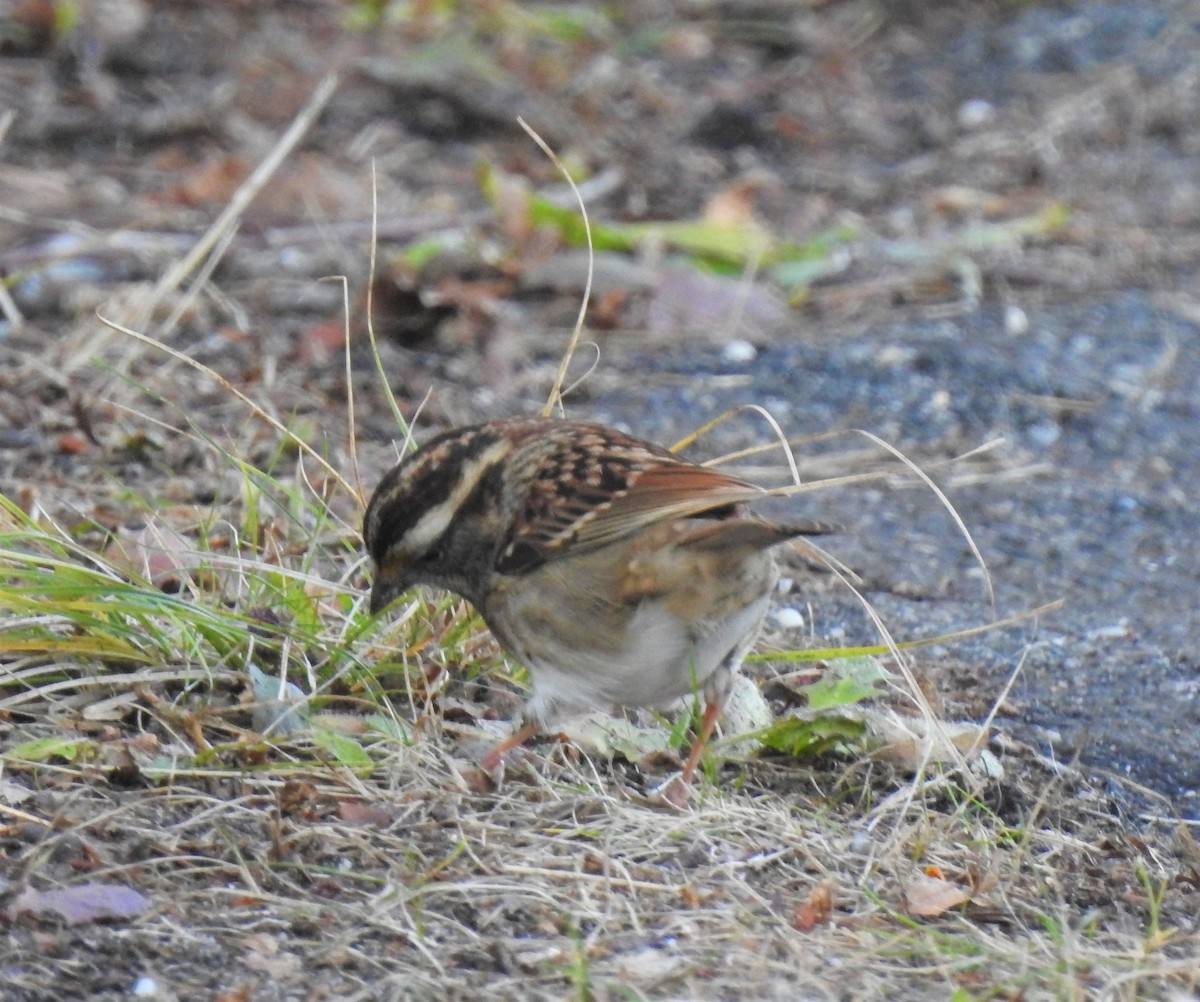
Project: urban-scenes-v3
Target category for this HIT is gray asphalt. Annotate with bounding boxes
[594,292,1200,818]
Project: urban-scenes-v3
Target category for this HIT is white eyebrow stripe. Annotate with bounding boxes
[401,438,513,554]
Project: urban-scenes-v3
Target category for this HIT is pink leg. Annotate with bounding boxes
[680,698,722,783]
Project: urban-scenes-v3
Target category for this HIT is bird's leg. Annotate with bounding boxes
[679,695,723,783]
[480,720,541,775]
[649,696,723,809]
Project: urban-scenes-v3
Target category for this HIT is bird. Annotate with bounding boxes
[362,416,830,787]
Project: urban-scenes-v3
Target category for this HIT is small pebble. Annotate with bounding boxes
[773,607,805,630]
[721,339,757,364]
[849,830,872,853]
[1026,421,1061,449]
[957,98,995,129]
[1004,304,1029,335]
[1088,621,1131,640]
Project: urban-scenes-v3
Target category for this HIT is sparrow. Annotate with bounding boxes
[363,417,829,785]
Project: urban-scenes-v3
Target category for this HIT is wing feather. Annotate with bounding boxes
[493,420,831,574]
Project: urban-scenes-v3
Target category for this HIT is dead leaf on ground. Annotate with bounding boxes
[150,153,248,208]
[903,874,970,917]
[0,778,34,805]
[617,946,686,982]
[865,707,998,775]
[336,800,395,828]
[10,882,150,925]
[792,880,835,931]
[276,779,322,818]
[243,932,303,979]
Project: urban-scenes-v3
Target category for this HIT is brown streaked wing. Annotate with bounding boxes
[511,450,767,560]
[568,462,770,549]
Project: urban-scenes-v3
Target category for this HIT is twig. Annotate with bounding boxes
[134,73,339,334]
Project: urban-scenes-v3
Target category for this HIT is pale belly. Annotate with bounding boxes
[481,518,780,727]
[502,592,770,726]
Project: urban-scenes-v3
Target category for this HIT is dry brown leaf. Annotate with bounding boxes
[277,779,321,818]
[152,153,249,208]
[55,433,91,455]
[336,800,394,828]
[904,874,970,917]
[792,880,835,931]
[866,708,993,770]
[703,179,764,230]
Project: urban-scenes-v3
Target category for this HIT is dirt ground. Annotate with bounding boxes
[2,1,1200,999]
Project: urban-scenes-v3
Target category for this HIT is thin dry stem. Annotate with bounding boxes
[95,316,356,500]
[517,116,595,418]
[133,73,339,334]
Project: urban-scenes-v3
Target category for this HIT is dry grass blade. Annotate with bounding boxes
[361,159,415,463]
[95,314,357,502]
[850,426,996,610]
[519,116,595,418]
[133,73,339,334]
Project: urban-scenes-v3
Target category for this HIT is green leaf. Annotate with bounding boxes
[759,714,866,758]
[7,736,87,763]
[803,656,888,710]
[365,714,412,743]
[477,158,853,275]
[311,726,373,771]
[399,236,455,269]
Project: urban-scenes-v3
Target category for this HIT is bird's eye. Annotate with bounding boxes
[414,545,443,566]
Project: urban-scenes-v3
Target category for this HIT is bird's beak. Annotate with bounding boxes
[368,576,400,616]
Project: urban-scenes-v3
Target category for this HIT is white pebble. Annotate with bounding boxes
[957,98,995,129]
[721,339,757,364]
[1004,304,1029,335]
[773,607,806,630]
